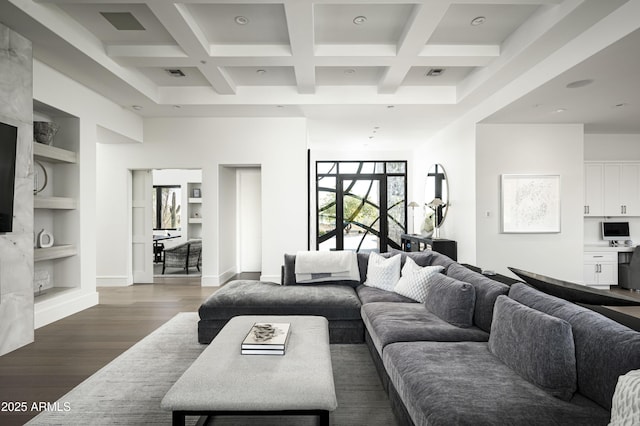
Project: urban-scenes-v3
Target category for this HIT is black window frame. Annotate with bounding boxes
[315,161,408,252]
[153,185,182,231]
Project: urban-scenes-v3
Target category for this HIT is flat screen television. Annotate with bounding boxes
[0,121,18,233]
[602,221,630,241]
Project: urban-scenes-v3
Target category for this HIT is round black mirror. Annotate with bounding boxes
[423,164,449,237]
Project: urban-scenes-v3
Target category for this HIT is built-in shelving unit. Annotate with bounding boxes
[33,100,82,325]
[187,182,202,239]
[34,244,78,262]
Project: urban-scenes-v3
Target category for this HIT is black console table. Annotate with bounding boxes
[400,233,457,261]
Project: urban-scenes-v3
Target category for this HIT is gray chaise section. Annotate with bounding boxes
[198,280,363,344]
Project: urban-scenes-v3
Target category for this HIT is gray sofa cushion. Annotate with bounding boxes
[489,296,577,401]
[509,282,640,410]
[361,302,488,355]
[446,263,509,332]
[387,248,435,267]
[198,280,361,321]
[383,341,610,426]
[429,250,457,270]
[424,273,476,328]
[356,285,415,305]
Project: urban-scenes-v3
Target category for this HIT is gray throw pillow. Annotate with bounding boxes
[387,248,434,267]
[424,273,476,328]
[488,296,577,401]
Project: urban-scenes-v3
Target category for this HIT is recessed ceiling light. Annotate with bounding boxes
[235,16,249,25]
[353,16,367,25]
[256,69,267,75]
[566,79,594,89]
[426,68,445,77]
[470,16,486,26]
[373,126,380,130]
[553,108,567,113]
[132,105,143,110]
[200,60,207,65]
[369,136,375,139]
[344,68,356,74]
[387,105,395,109]
[173,105,181,109]
[276,105,284,108]
[613,103,628,108]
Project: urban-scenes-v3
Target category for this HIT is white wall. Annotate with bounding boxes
[585,134,640,160]
[237,168,262,272]
[476,123,584,281]
[218,165,237,283]
[96,117,307,286]
[413,121,478,264]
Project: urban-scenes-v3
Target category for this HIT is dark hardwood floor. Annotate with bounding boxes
[0,273,258,426]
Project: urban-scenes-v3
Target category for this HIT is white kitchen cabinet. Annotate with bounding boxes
[603,163,640,216]
[584,163,604,216]
[583,252,617,287]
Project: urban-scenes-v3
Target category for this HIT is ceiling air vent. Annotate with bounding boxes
[426,68,445,77]
[165,69,186,78]
[100,12,145,31]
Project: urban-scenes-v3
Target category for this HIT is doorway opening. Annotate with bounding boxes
[218,165,262,282]
[130,169,203,284]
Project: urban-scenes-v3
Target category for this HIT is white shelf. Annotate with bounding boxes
[189,218,203,224]
[33,142,77,164]
[34,244,77,262]
[34,196,78,209]
[188,198,202,203]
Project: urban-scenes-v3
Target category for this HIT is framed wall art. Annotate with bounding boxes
[501,174,561,233]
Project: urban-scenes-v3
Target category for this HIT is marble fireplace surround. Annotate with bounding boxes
[0,23,35,356]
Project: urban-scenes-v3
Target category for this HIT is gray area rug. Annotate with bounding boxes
[28,313,398,426]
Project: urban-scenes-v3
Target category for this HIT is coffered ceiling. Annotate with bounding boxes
[0,0,636,148]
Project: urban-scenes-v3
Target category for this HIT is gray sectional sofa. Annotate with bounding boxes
[198,249,640,425]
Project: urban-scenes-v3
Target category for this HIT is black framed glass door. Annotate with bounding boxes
[317,161,406,253]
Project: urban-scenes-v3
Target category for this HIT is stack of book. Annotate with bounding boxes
[241,322,291,355]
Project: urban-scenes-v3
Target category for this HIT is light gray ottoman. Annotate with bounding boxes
[162,315,338,426]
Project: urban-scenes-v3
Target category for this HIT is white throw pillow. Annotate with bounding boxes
[364,253,401,291]
[394,257,444,302]
[610,369,640,426]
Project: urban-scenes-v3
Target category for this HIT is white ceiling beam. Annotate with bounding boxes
[284,2,316,94]
[210,44,292,57]
[107,44,188,59]
[158,85,456,106]
[147,2,236,94]
[109,44,498,68]
[378,2,450,94]
[421,45,500,58]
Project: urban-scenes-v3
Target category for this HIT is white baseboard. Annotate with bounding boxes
[96,276,132,287]
[201,267,237,287]
[35,290,99,329]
